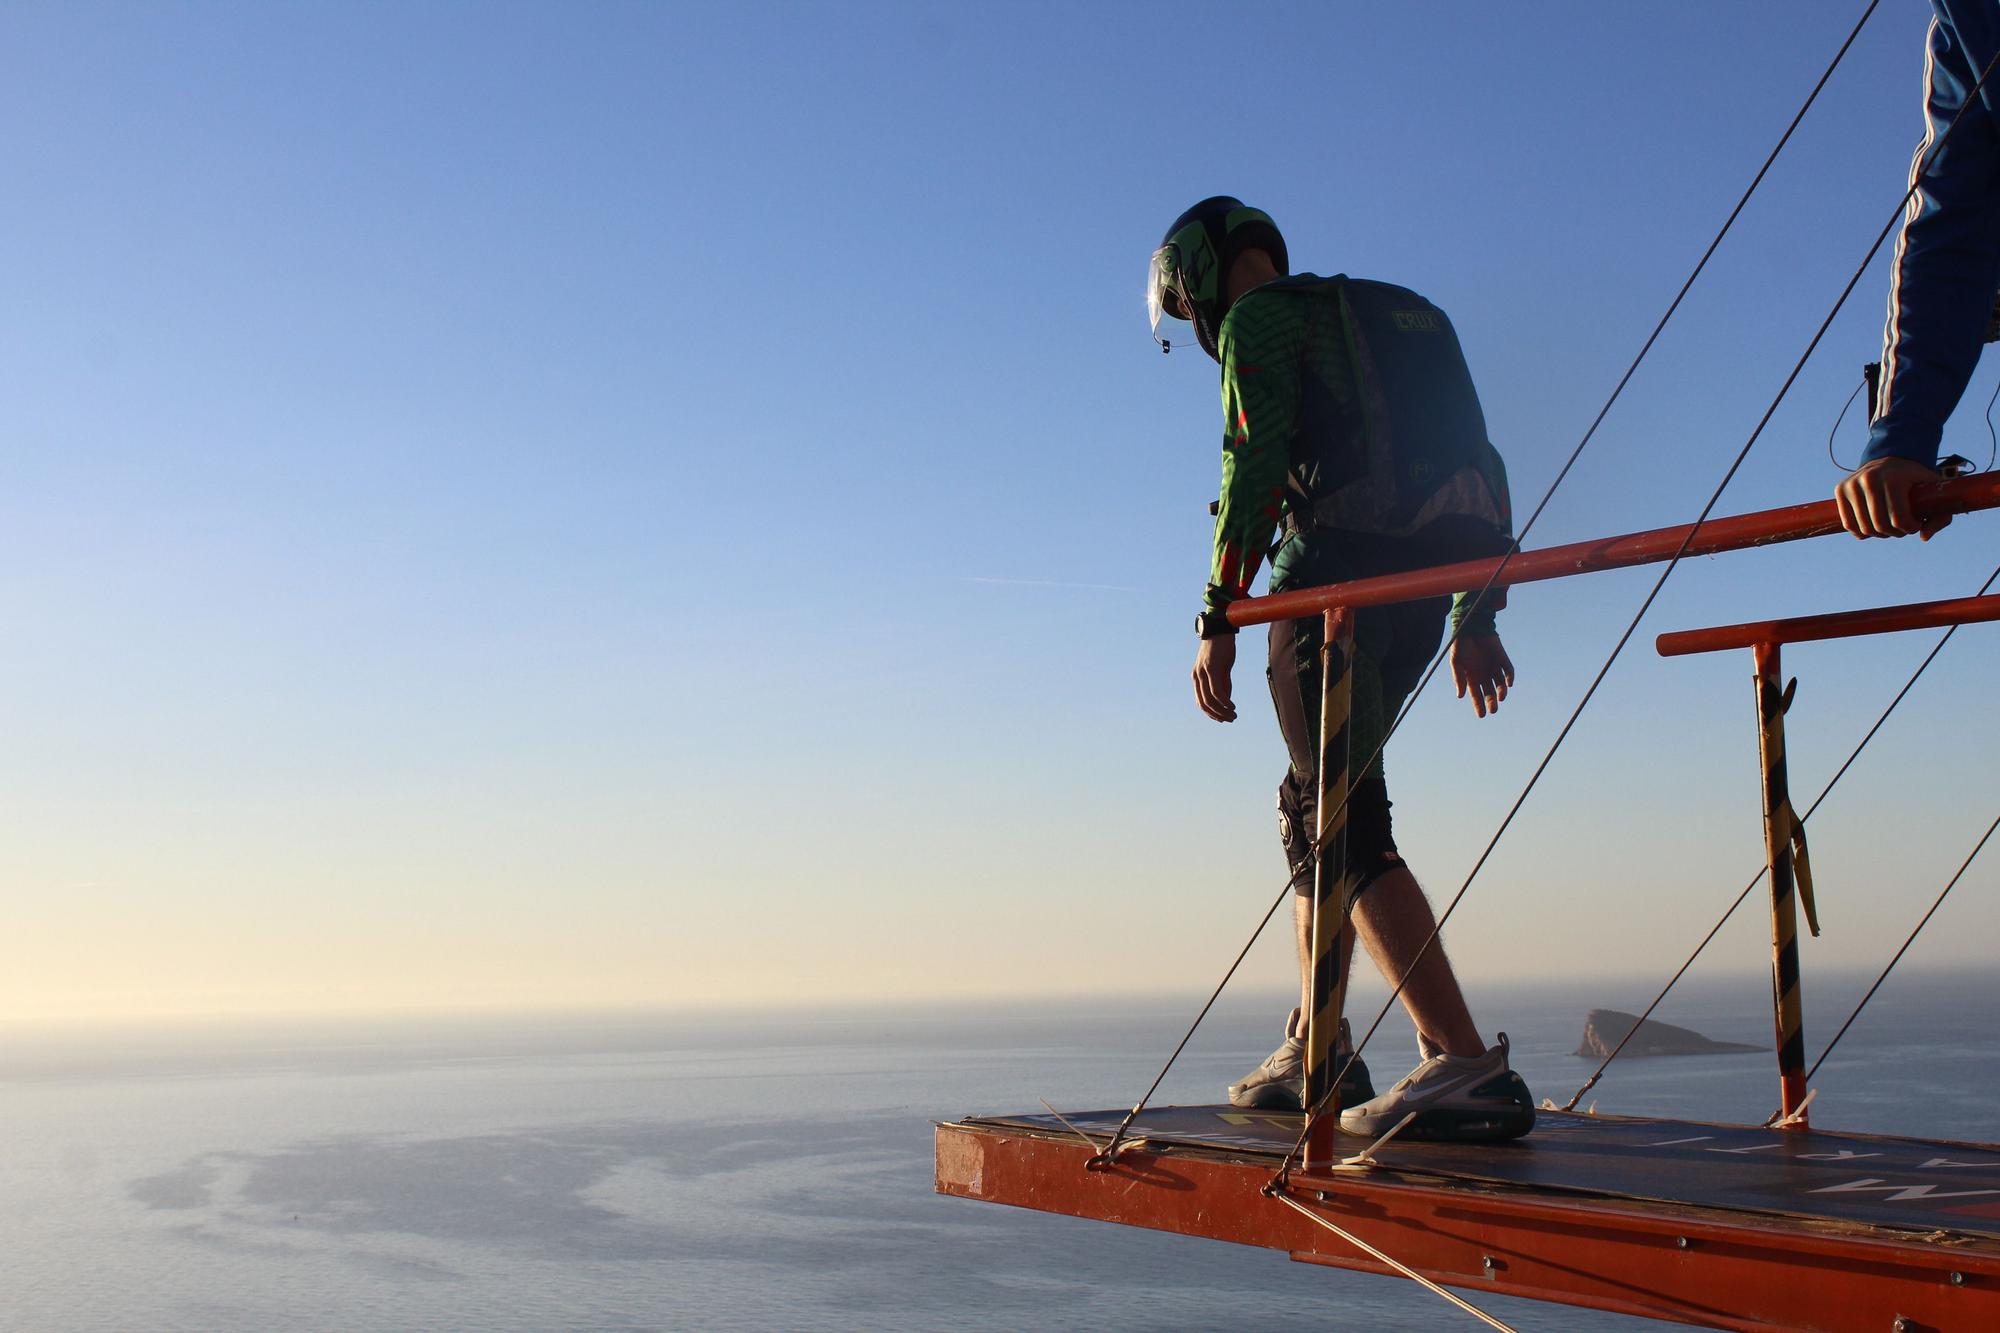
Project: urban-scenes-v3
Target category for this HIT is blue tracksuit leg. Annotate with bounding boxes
[1866,1,2000,468]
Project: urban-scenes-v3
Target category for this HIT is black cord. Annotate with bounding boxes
[1832,370,1995,475]
[1833,366,1997,473]
[1827,377,1866,471]
[1984,377,2000,471]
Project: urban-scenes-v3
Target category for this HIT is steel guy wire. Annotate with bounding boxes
[1272,1193,1520,1332]
[1796,807,2000,1097]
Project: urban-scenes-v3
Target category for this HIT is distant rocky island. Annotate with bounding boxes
[1575,1009,1763,1059]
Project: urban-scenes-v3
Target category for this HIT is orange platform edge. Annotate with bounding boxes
[936,1112,2000,1333]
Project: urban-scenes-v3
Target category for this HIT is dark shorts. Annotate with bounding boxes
[1266,579,1449,897]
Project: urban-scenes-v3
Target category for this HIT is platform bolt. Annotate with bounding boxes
[1316,1191,1331,1203]
[1676,1236,1691,1250]
[1893,1317,1912,1332]
[1482,1255,1496,1274]
[1950,1271,1967,1287]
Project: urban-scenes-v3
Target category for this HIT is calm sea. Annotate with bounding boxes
[6,971,1996,1332]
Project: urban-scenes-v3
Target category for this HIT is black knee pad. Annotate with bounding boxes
[1347,777,1401,890]
[1278,771,1314,893]
[1282,775,1401,897]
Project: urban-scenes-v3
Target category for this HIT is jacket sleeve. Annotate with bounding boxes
[1449,441,1511,637]
[1206,293,1303,612]
[1864,10,2000,468]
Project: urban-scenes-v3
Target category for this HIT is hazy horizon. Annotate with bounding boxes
[3,959,1974,1042]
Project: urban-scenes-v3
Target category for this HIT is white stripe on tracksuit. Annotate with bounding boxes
[1878,18,1943,425]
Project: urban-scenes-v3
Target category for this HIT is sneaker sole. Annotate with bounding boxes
[1339,1071,1536,1143]
[1228,1066,1376,1112]
[1228,1081,1303,1110]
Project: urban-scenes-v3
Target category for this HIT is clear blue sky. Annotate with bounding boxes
[5,1,1996,1024]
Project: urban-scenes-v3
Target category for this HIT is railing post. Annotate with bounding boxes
[1753,640,1810,1127]
[1305,606,1355,1170]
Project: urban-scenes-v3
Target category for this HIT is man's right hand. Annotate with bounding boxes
[1451,633,1515,718]
[1193,634,1237,722]
[1835,457,1949,540]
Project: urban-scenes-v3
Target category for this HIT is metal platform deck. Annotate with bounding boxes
[936,1106,2000,1331]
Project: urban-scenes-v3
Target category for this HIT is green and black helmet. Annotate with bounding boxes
[1147,196,1288,361]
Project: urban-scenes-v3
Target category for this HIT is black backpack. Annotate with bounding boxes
[1283,274,1511,554]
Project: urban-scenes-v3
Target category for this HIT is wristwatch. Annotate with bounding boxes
[1195,608,1238,639]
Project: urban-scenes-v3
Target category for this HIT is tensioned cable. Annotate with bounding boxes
[1277,38,2000,1178]
[1086,873,1303,1167]
[1564,559,2000,1111]
[1272,1193,1520,1332]
[1090,0,1884,1167]
[1795,807,2000,1096]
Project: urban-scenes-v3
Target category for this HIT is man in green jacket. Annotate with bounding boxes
[1150,197,1533,1140]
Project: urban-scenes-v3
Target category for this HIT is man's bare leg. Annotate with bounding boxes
[1328,861,1533,1140]
[1333,862,1532,1140]
[1348,865,1483,1058]
[1227,893,1359,1108]
[1291,892,1355,1040]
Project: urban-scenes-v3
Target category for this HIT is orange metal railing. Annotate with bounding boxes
[1224,471,2000,629]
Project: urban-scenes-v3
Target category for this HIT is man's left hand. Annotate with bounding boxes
[1193,634,1237,722]
[1451,633,1514,719]
[1835,457,1949,540]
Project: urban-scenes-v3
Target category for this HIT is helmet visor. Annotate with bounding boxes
[1147,244,1190,347]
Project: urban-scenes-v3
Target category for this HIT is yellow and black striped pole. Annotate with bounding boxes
[1304,606,1356,1169]
[1753,640,1810,1127]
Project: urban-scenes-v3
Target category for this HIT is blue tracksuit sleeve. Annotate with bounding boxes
[1865,5,2000,469]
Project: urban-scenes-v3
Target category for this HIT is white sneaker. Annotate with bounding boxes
[1227,1019,1374,1110]
[1337,1033,1535,1142]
